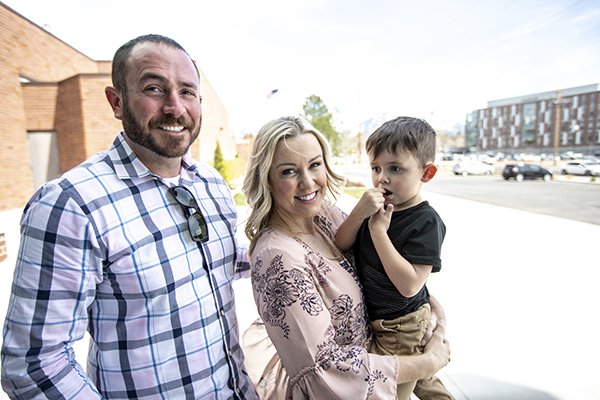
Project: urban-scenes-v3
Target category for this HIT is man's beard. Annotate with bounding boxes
[121,99,201,158]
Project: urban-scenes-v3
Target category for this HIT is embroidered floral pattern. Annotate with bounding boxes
[254,253,323,339]
[250,210,392,398]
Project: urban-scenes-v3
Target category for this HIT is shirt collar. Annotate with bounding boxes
[109,132,198,180]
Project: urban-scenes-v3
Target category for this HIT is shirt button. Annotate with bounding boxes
[229,350,233,357]
[236,387,240,394]
[220,309,225,316]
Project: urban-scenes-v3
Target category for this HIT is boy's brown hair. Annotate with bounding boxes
[366,117,436,167]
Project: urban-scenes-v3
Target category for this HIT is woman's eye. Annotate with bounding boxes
[282,168,295,176]
[310,162,321,169]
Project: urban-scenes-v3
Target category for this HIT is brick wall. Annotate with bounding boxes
[80,75,122,163]
[1,3,235,212]
[22,83,59,131]
[0,4,99,211]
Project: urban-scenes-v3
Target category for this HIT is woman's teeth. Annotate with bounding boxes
[297,192,316,201]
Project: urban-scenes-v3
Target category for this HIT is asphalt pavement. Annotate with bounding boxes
[1,184,599,399]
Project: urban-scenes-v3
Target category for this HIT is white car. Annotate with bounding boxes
[452,161,495,176]
[560,161,600,176]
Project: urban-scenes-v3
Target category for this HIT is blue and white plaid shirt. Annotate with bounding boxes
[2,132,258,400]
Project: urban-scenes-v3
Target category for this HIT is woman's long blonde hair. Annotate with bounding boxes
[242,116,345,254]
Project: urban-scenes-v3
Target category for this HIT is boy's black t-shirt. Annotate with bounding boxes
[353,201,446,320]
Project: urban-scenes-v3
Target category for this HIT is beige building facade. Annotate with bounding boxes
[0,2,236,214]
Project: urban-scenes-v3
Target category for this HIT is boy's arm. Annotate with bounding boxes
[369,204,433,297]
[335,188,385,251]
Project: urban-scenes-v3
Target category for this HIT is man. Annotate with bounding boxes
[1,34,258,399]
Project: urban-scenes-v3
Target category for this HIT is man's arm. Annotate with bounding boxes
[335,188,385,251]
[369,204,432,297]
[1,185,102,399]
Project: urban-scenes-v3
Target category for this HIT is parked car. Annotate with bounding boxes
[453,161,495,176]
[502,164,552,182]
[560,161,600,176]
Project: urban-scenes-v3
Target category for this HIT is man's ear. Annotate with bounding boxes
[421,163,438,183]
[105,86,124,121]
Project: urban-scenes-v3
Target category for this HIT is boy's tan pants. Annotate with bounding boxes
[370,303,455,400]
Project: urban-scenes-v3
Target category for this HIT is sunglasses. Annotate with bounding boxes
[168,185,209,243]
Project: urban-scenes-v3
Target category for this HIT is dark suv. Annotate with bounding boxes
[502,164,552,182]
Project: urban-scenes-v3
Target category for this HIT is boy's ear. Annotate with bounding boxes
[421,163,438,183]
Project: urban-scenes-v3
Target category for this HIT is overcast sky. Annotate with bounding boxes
[5,0,600,136]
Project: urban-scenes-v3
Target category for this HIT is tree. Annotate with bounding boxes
[302,95,344,156]
[213,141,228,181]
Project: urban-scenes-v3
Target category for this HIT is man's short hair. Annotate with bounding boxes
[111,34,200,95]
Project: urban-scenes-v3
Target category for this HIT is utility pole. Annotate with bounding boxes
[553,91,569,166]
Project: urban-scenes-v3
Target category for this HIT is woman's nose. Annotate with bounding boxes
[298,171,314,188]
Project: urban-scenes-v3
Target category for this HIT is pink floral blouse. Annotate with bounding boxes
[243,204,399,399]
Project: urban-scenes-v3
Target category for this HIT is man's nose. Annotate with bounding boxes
[162,92,186,117]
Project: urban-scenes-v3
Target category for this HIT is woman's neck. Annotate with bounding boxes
[269,212,315,236]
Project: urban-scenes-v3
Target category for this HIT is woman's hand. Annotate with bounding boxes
[422,319,451,372]
[396,318,451,384]
[421,295,445,346]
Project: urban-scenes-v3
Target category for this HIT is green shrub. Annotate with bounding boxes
[343,187,367,199]
[233,192,247,206]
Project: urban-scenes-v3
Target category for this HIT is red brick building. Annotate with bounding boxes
[0,2,236,213]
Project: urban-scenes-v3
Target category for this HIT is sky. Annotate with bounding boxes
[5,0,600,137]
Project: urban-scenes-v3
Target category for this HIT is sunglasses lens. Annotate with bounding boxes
[171,187,197,207]
[188,213,208,243]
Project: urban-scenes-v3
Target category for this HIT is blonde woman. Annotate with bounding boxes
[241,116,450,399]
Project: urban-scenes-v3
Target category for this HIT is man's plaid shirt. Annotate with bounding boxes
[1,133,258,399]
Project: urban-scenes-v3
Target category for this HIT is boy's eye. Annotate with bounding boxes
[372,166,380,173]
[390,166,401,172]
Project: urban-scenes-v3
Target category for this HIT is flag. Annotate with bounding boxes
[267,89,278,99]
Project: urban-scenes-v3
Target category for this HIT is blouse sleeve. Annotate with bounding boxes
[250,232,399,399]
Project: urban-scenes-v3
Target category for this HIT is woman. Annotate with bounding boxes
[241,116,450,399]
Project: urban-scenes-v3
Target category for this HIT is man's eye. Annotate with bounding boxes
[145,86,162,94]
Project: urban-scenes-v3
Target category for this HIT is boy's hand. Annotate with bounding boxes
[353,188,386,220]
[368,203,394,235]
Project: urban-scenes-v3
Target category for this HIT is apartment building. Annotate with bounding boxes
[465,84,600,158]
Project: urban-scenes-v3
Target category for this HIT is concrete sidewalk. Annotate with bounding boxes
[1,190,598,399]
[235,190,600,400]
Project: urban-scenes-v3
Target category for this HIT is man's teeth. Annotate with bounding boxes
[298,192,316,201]
[161,126,184,132]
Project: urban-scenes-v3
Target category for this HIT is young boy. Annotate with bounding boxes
[336,116,454,400]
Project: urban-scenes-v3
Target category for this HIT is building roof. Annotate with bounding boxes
[487,83,600,107]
